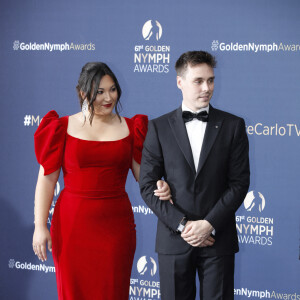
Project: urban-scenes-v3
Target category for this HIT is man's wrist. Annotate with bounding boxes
[176,216,188,233]
[203,219,215,235]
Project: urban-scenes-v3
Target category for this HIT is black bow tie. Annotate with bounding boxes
[182,110,209,123]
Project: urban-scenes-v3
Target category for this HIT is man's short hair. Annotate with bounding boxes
[175,51,217,77]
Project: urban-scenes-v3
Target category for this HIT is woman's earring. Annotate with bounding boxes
[82,99,88,122]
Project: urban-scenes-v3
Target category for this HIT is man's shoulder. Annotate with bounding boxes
[212,106,244,122]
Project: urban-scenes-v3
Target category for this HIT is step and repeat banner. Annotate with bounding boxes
[1,0,299,299]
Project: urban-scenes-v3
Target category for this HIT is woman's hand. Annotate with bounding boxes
[32,225,52,262]
[154,180,173,204]
[33,166,58,262]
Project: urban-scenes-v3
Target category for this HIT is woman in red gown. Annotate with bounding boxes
[32,62,171,300]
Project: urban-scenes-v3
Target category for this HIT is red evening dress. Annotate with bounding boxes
[34,111,148,300]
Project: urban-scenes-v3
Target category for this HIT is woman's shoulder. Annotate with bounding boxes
[124,115,148,164]
[35,110,68,136]
[34,110,69,175]
[124,114,148,125]
[41,110,68,122]
[123,114,148,136]
[68,112,82,124]
[69,112,82,119]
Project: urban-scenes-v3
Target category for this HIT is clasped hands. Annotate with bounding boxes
[181,220,215,248]
[155,182,215,248]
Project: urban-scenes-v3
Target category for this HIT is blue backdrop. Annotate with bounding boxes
[1,0,299,299]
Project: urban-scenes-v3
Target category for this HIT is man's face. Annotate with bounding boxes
[177,63,215,111]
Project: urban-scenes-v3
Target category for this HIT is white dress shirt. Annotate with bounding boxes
[182,102,215,235]
[182,102,209,172]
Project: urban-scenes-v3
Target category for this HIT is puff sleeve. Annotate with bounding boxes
[34,110,68,175]
[131,114,148,164]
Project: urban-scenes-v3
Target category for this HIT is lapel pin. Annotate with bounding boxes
[215,125,219,129]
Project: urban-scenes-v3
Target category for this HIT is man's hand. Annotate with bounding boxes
[181,220,215,247]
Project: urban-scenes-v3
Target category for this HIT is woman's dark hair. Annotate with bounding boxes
[76,62,122,124]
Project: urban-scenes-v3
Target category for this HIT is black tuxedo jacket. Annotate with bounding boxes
[139,105,250,256]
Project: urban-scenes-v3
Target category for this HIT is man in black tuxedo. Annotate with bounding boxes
[139,51,250,300]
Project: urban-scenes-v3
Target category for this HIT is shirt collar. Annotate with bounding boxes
[182,102,209,114]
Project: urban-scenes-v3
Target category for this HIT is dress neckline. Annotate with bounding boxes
[65,116,131,142]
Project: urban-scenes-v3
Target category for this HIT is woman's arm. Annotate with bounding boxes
[132,158,172,202]
[32,166,60,261]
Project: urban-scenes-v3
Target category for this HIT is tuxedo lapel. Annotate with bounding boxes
[196,106,223,177]
[168,107,196,173]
